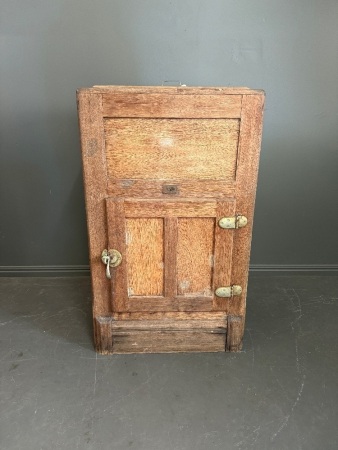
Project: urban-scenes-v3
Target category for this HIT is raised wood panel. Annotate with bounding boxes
[104,118,240,181]
[102,93,242,118]
[126,218,164,296]
[177,218,215,296]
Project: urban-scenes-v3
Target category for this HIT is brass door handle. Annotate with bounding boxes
[101,249,122,279]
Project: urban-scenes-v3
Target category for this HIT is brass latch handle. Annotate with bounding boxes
[101,249,122,279]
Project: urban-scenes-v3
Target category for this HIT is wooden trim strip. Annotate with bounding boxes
[113,311,228,321]
[106,199,128,312]
[77,91,110,317]
[87,86,263,95]
[123,199,217,217]
[111,319,227,331]
[164,217,178,297]
[126,296,215,312]
[230,94,265,317]
[213,200,236,311]
[102,93,242,118]
[107,180,236,198]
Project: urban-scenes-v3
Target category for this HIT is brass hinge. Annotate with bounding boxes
[215,285,242,298]
[218,215,247,229]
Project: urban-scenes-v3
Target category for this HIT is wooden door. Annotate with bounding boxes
[106,198,236,312]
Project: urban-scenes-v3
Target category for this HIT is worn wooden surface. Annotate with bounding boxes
[107,179,235,198]
[123,199,217,217]
[111,318,227,353]
[230,94,265,318]
[176,218,215,297]
[89,85,262,95]
[77,91,110,318]
[102,93,242,118]
[104,118,239,181]
[213,200,236,310]
[104,198,236,314]
[77,85,264,354]
[126,218,164,296]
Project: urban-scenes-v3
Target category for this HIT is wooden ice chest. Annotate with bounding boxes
[77,85,264,354]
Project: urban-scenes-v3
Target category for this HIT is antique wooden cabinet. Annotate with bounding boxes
[77,85,264,354]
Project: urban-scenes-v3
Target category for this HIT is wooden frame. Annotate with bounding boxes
[77,86,265,354]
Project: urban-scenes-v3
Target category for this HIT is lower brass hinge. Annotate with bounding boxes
[215,285,242,298]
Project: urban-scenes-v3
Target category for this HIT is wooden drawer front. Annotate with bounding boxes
[106,198,236,312]
[104,118,240,182]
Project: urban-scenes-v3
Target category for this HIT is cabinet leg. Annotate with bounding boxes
[226,315,244,352]
[94,317,113,354]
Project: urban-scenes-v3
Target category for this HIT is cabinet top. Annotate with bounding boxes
[77,85,264,96]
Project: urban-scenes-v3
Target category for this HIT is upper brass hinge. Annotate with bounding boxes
[218,215,247,229]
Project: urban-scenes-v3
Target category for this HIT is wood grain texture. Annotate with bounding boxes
[77,91,110,317]
[94,316,113,354]
[111,318,226,331]
[106,199,128,311]
[111,330,226,353]
[113,311,227,321]
[226,315,244,352]
[124,199,217,217]
[126,218,164,296]
[88,85,262,95]
[125,296,214,312]
[164,217,178,297]
[230,94,265,317]
[102,93,242,118]
[104,118,239,181]
[177,218,215,297]
[78,85,265,353]
[107,180,235,198]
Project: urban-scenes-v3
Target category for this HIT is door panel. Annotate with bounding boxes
[125,218,164,296]
[106,198,235,312]
[177,218,215,297]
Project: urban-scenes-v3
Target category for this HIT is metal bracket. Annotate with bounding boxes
[162,184,179,195]
[218,215,248,229]
[215,285,242,298]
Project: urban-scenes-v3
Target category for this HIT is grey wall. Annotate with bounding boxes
[1,0,338,273]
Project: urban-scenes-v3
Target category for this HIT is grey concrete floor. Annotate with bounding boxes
[0,275,337,450]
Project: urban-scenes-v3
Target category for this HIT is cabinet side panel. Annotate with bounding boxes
[77,91,109,317]
[231,94,265,316]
